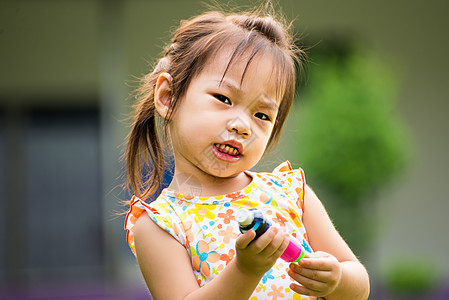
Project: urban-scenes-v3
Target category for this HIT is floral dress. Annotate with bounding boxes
[125,161,318,300]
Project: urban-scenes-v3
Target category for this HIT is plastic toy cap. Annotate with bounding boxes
[236,209,253,226]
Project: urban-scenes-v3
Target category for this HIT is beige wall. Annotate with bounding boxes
[1,0,448,286]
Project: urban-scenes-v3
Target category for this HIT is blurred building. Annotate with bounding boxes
[0,0,448,298]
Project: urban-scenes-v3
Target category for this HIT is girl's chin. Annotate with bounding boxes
[196,161,246,179]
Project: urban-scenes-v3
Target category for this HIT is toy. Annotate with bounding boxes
[236,209,305,262]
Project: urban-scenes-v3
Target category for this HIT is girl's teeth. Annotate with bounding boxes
[215,143,240,155]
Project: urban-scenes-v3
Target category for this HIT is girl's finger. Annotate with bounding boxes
[292,266,334,283]
[288,266,329,283]
[288,269,327,293]
[274,230,290,257]
[289,282,323,297]
[297,256,334,271]
[260,227,288,257]
[235,230,256,249]
[247,226,277,253]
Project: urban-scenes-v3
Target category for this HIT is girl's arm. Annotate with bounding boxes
[288,185,370,299]
[133,212,289,300]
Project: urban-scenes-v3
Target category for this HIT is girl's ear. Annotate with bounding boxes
[154,72,173,119]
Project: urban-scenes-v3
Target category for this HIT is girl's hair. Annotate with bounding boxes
[125,4,306,200]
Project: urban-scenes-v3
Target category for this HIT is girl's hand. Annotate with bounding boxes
[288,251,342,298]
[235,227,289,277]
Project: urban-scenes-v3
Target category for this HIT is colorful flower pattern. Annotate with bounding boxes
[125,161,318,300]
[192,240,220,276]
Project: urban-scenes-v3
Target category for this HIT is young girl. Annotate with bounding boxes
[124,4,369,300]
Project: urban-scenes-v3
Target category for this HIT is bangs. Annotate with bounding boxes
[194,27,295,105]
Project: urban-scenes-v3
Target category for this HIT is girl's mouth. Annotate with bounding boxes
[212,143,242,162]
[214,143,241,156]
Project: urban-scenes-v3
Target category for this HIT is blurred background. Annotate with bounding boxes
[0,0,448,299]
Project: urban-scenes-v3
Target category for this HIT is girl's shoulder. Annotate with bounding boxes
[273,160,305,180]
[251,160,304,179]
[249,160,306,210]
[252,161,305,191]
[125,194,184,255]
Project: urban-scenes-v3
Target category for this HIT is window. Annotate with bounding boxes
[0,106,104,285]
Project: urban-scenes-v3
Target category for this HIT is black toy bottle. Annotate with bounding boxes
[236,209,271,238]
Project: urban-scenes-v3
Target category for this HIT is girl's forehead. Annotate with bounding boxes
[202,49,280,101]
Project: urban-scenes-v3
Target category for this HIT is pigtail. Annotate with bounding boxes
[125,66,167,201]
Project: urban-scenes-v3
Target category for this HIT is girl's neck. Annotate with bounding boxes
[168,169,252,198]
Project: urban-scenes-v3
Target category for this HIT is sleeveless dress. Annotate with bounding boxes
[125,161,318,300]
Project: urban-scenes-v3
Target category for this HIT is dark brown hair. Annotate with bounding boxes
[125,4,305,200]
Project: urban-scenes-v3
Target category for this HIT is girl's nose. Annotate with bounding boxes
[227,115,251,137]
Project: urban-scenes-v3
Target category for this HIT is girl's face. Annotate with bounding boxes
[168,49,280,184]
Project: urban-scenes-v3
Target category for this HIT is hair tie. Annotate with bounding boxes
[165,43,178,56]
[153,57,170,74]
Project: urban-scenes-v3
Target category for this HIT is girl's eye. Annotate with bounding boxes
[255,112,271,121]
[214,94,231,105]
